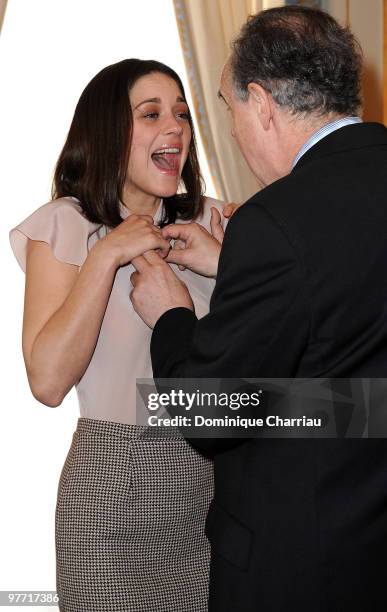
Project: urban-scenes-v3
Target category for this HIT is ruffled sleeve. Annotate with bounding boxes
[9,197,102,272]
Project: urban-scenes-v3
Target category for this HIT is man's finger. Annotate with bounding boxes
[172,240,186,270]
[151,233,172,253]
[165,248,189,267]
[210,207,224,243]
[174,239,185,250]
[161,223,194,242]
[175,240,186,270]
[130,271,140,286]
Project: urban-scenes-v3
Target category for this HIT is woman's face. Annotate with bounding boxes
[127,72,192,199]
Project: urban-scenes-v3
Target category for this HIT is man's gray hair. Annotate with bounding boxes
[230,5,362,116]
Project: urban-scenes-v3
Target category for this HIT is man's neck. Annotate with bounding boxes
[291,114,362,169]
[289,113,346,161]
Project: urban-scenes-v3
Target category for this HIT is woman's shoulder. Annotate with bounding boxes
[203,196,227,216]
[9,196,102,272]
[195,196,226,231]
[12,196,92,227]
[201,196,226,214]
[26,196,91,221]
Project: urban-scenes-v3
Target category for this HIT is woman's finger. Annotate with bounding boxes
[131,255,150,272]
[142,250,165,265]
[222,202,241,218]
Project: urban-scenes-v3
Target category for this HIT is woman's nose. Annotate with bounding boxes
[163,116,184,136]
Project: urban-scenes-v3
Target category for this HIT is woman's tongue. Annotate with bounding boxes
[152,153,179,173]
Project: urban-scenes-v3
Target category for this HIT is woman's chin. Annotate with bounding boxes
[158,188,178,198]
[150,179,180,198]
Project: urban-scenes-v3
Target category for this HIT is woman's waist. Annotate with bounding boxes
[75,367,151,426]
[75,416,185,441]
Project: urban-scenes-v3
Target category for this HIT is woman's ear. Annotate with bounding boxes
[247,82,272,131]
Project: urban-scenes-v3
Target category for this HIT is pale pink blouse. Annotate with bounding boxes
[10,196,225,424]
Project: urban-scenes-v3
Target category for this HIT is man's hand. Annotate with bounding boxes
[162,208,223,278]
[130,251,194,329]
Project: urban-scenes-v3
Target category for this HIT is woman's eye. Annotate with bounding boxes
[177,112,189,120]
[144,112,159,119]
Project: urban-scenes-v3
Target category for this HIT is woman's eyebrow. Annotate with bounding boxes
[135,97,161,108]
[134,96,186,109]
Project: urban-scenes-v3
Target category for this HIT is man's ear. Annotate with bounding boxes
[247,82,273,131]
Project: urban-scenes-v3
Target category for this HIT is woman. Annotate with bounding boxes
[10,59,233,612]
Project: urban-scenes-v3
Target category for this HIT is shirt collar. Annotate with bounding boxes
[292,116,363,169]
[119,199,164,223]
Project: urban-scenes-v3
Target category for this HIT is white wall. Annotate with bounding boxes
[0,1,215,608]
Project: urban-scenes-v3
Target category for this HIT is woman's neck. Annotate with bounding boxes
[121,188,161,217]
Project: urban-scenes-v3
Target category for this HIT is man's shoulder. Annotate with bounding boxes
[222,191,300,259]
[234,172,329,258]
[240,174,305,226]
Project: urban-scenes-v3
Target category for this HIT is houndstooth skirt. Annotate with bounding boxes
[55,418,213,612]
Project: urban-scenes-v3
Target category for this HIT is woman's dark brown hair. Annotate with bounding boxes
[52,59,204,227]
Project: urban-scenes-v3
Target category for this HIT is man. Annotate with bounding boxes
[130,6,387,611]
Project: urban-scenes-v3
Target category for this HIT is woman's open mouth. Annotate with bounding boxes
[151,147,181,176]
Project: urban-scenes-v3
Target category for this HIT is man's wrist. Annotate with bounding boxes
[152,307,197,349]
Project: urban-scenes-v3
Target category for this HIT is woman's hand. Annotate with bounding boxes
[99,214,171,267]
[23,213,171,407]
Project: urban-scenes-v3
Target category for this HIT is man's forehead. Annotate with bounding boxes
[219,61,232,100]
[220,61,232,85]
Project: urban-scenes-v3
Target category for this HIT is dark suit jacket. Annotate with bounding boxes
[151,123,387,611]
